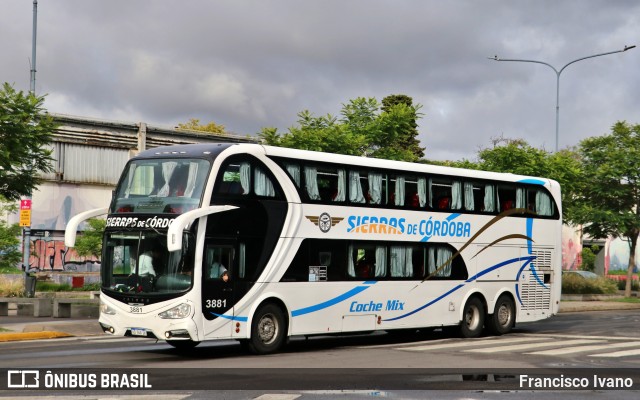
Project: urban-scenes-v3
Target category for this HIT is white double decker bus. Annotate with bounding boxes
[65,143,561,354]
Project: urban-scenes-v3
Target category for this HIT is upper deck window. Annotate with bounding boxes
[111,159,210,214]
[214,155,284,199]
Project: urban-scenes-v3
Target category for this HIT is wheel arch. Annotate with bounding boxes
[459,290,488,323]
[489,289,518,318]
[246,295,291,336]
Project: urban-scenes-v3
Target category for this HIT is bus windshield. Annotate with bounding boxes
[101,231,195,294]
[111,158,210,214]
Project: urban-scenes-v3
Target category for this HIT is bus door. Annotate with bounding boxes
[202,244,235,326]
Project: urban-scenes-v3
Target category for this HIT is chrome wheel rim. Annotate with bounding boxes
[465,304,481,331]
[497,303,512,327]
[257,313,278,344]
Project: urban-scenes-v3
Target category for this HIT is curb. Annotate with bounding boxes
[558,301,640,313]
[0,331,73,342]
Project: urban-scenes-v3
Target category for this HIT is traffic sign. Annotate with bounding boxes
[19,210,31,227]
[20,199,32,210]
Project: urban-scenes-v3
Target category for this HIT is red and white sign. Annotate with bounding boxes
[20,199,32,210]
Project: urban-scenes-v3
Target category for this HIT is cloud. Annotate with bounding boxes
[1,0,639,160]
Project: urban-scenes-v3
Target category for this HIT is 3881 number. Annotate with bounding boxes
[206,299,227,308]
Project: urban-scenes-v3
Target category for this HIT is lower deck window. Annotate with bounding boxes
[282,239,468,282]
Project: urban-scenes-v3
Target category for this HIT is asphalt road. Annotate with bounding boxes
[0,309,639,398]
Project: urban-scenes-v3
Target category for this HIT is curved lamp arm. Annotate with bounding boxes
[64,207,109,247]
[167,205,238,252]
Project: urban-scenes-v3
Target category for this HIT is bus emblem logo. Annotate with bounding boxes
[306,213,343,233]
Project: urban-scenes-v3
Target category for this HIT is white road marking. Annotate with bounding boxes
[528,341,640,356]
[466,339,601,353]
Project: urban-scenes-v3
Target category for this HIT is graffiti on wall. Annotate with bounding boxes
[562,225,582,270]
[28,236,100,271]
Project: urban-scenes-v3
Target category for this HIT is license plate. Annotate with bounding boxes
[129,305,143,313]
[131,328,147,336]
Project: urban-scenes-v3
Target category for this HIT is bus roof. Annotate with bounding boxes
[134,142,559,189]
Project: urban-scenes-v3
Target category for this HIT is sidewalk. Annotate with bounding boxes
[1,300,639,343]
[0,316,103,342]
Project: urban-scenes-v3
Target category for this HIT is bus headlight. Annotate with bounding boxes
[100,301,116,315]
[158,303,191,319]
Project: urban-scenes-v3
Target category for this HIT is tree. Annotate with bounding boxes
[0,196,20,270]
[259,96,424,162]
[176,118,226,135]
[74,218,106,259]
[432,136,582,224]
[381,94,425,159]
[572,121,640,297]
[0,83,56,200]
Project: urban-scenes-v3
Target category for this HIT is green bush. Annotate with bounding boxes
[580,245,599,272]
[616,279,640,291]
[0,279,24,297]
[35,281,72,292]
[562,274,618,294]
[34,280,101,292]
[74,282,101,291]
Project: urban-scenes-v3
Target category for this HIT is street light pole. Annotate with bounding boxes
[489,45,636,152]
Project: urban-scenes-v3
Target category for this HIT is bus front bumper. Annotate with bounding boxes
[99,313,198,342]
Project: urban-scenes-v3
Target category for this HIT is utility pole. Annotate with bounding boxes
[489,45,636,152]
[22,0,38,297]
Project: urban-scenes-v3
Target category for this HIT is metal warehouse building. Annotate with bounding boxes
[12,113,256,271]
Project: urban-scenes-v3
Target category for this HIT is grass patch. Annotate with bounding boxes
[611,297,640,304]
[1,277,100,296]
[35,281,72,292]
[0,266,23,274]
[562,274,618,295]
[76,282,101,291]
[35,281,101,292]
[607,269,639,276]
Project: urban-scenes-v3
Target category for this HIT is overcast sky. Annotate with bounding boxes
[2,0,639,161]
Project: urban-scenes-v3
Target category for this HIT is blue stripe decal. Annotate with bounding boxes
[446,213,461,221]
[466,256,536,282]
[518,178,546,185]
[515,258,534,306]
[291,283,375,317]
[530,262,548,289]
[210,313,248,322]
[384,284,465,321]
[516,258,534,281]
[526,218,533,254]
[385,256,536,322]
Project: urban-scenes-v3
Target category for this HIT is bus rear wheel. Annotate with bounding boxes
[460,297,485,338]
[486,294,515,335]
[248,303,287,355]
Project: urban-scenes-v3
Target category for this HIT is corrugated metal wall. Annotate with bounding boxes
[60,143,129,185]
[42,114,257,186]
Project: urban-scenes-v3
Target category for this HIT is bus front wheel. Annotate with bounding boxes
[486,294,515,335]
[460,297,485,338]
[248,303,287,355]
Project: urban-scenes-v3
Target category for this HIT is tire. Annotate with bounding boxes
[486,294,515,335]
[248,303,287,355]
[460,297,485,338]
[166,339,200,350]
